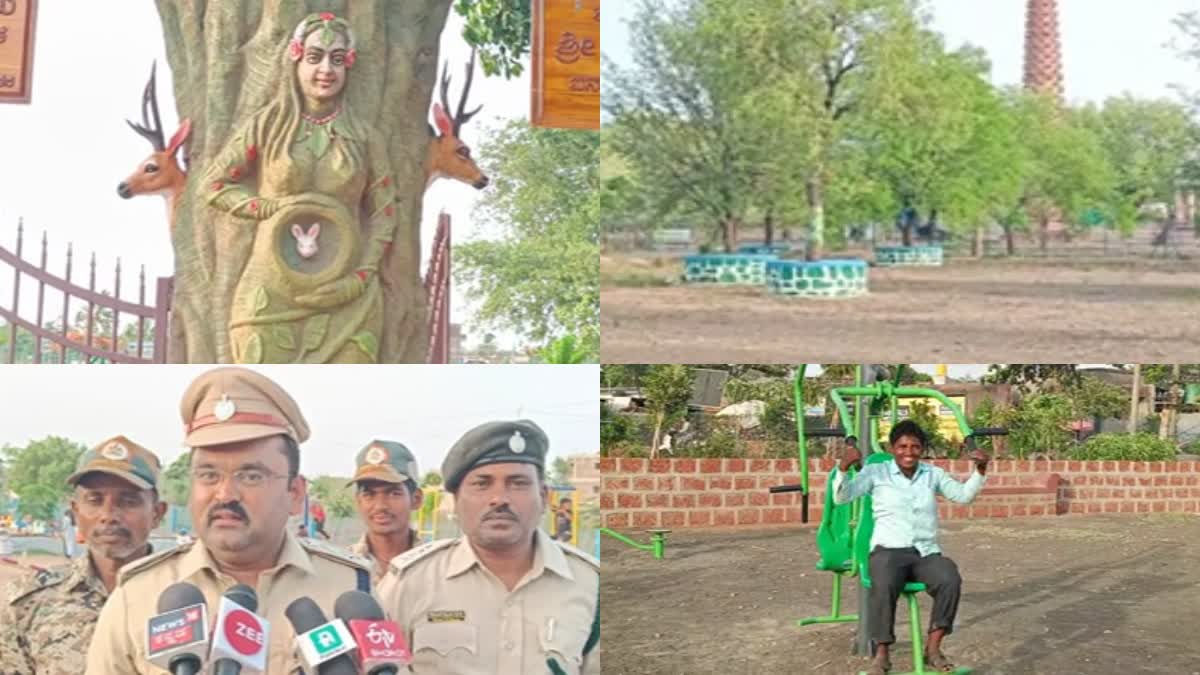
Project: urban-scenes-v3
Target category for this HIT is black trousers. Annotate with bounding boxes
[868,547,962,645]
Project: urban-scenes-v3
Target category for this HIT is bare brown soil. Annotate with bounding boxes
[600,514,1200,674]
[601,256,1200,363]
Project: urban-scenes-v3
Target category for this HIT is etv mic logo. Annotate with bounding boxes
[147,603,207,654]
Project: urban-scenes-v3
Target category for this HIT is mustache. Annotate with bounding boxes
[208,501,250,524]
[91,526,131,539]
[483,506,517,521]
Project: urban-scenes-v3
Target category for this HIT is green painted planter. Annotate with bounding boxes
[874,245,944,266]
[683,254,778,285]
[766,259,868,298]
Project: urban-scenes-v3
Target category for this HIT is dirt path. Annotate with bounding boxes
[601,257,1200,362]
[600,514,1200,675]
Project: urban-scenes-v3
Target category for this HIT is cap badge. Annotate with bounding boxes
[101,441,129,461]
[509,431,526,454]
[366,445,388,465]
[214,394,236,422]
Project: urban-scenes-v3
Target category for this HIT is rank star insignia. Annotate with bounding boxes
[509,431,526,454]
[214,394,236,422]
[101,442,129,461]
[366,445,387,465]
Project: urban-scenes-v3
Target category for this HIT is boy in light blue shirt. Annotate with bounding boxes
[834,420,989,675]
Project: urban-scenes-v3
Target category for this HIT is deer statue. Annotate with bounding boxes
[118,62,192,229]
[426,49,489,190]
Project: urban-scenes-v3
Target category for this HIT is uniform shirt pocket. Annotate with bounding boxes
[413,622,479,657]
[537,621,589,675]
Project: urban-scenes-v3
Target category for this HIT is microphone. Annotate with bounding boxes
[208,584,270,674]
[145,582,209,675]
[285,597,359,674]
[335,591,412,675]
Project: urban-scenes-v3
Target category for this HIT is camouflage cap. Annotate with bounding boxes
[442,419,548,493]
[180,367,309,448]
[348,440,420,487]
[66,435,161,490]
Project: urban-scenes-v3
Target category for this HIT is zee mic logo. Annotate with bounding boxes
[224,608,266,655]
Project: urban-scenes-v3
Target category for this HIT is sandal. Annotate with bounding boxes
[924,650,955,672]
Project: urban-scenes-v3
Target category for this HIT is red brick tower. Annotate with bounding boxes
[1024,0,1064,102]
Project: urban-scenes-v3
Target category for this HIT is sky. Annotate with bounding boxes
[602,0,1200,106]
[0,365,600,478]
[0,4,535,352]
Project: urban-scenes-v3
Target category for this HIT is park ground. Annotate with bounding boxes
[600,255,1200,363]
[600,513,1200,675]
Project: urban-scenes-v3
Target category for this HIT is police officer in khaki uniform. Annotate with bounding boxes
[377,420,600,675]
[85,367,371,675]
[0,436,165,675]
[347,440,423,584]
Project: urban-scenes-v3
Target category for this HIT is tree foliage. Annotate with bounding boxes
[161,453,192,506]
[455,121,599,350]
[309,476,356,519]
[2,437,86,521]
[642,364,694,458]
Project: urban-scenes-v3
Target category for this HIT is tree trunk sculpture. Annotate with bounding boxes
[155,0,454,362]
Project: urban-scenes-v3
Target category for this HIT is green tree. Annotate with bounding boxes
[859,42,1024,248]
[984,364,1081,392]
[603,0,795,251]
[537,335,594,364]
[643,364,694,458]
[548,457,573,486]
[455,121,598,349]
[309,476,356,519]
[161,453,192,506]
[1010,93,1117,252]
[1078,97,1196,228]
[454,0,531,78]
[1066,375,1128,421]
[2,437,86,521]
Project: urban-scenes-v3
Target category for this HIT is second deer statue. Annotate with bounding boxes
[426,49,490,191]
[118,62,192,230]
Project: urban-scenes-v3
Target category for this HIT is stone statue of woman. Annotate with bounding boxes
[203,12,397,363]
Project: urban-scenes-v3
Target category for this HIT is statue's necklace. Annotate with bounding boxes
[300,107,340,160]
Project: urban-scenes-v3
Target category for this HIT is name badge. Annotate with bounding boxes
[427,610,466,623]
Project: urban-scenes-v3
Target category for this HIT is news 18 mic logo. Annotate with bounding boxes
[146,604,207,655]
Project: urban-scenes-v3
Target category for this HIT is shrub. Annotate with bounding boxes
[1067,433,1178,461]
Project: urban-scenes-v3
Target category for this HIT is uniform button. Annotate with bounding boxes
[504,640,515,650]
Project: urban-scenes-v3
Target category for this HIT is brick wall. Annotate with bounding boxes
[598,457,1200,530]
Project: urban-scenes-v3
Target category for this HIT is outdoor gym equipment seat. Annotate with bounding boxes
[854,453,972,675]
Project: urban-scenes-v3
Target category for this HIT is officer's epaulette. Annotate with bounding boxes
[388,537,457,575]
[556,541,600,572]
[299,538,371,571]
[117,540,193,586]
[6,564,69,606]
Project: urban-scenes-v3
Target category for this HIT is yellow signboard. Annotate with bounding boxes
[531,0,599,130]
[0,0,36,104]
[878,396,969,443]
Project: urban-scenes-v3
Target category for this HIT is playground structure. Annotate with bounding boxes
[767,364,1006,675]
[598,527,669,559]
[545,485,582,546]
